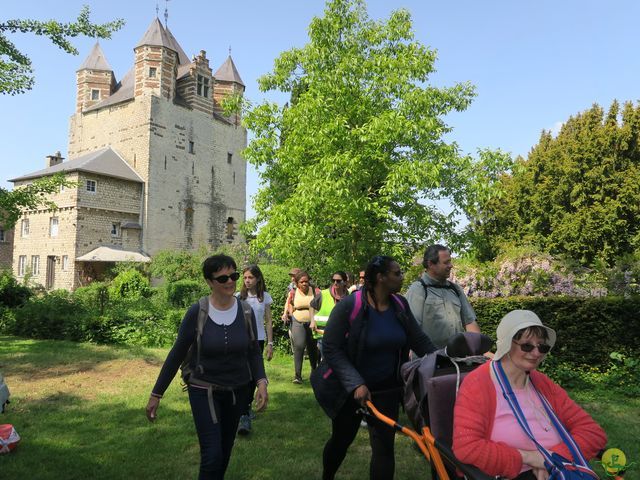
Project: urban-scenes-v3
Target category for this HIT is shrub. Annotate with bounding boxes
[166,279,208,307]
[471,295,640,369]
[11,290,90,341]
[0,270,32,307]
[109,269,150,299]
[74,282,110,314]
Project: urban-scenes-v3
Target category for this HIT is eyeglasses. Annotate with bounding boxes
[512,339,551,354]
[359,276,365,279]
[211,272,241,283]
[332,278,343,283]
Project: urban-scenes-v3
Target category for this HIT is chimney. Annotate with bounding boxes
[46,151,64,168]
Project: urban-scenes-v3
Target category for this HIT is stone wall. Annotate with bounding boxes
[0,227,14,270]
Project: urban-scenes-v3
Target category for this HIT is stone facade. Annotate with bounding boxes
[8,19,247,290]
[0,227,14,270]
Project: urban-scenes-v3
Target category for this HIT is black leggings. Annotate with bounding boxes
[322,385,400,480]
[243,340,264,414]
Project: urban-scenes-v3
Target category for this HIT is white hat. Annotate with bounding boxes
[494,310,556,361]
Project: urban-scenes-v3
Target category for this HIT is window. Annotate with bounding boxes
[226,217,234,240]
[0,228,4,242]
[60,184,65,193]
[189,141,195,154]
[62,255,69,271]
[86,179,97,193]
[31,255,40,276]
[49,217,59,237]
[91,89,100,100]
[18,256,27,276]
[20,219,29,237]
[196,74,210,97]
[227,152,233,164]
[149,67,157,78]
[111,223,121,238]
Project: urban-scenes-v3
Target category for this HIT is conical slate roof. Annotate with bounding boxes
[78,42,112,71]
[136,18,190,65]
[214,56,245,86]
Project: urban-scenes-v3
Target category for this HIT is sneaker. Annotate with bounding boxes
[360,419,368,429]
[292,377,303,384]
[248,408,257,420]
[237,415,251,435]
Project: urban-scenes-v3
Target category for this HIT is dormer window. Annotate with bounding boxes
[91,89,100,101]
[197,74,210,98]
[149,67,157,78]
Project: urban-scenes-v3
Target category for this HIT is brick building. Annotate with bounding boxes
[8,19,247,290]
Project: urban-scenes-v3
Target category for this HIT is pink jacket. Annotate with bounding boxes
[452,362,606,478]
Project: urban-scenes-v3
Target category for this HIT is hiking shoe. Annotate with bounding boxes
[292,377,303,384]
[237,415,251,435]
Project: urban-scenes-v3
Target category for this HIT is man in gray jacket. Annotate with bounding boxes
[405,244,481,349]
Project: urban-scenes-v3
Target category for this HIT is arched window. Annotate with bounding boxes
[226,217,234,239]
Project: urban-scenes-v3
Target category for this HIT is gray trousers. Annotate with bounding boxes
[290,318,318,379]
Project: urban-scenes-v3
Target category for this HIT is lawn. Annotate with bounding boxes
[0,335,638,479]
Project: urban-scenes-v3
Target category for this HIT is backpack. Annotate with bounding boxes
[180,296,255,385]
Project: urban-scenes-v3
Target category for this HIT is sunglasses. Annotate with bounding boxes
[512,339,551,354]
[211,272,241,283]
[332,278,343,283]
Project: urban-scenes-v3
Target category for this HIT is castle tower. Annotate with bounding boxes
[133,18,181,100]
[213,56,245,125]
[76,43,115,113]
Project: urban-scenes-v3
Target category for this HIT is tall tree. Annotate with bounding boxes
[0,6,124,95]
[473,100,640,265]
[242,0,499,275]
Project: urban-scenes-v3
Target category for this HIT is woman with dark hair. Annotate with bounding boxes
[146,254,268,480]
[286,270,320,384]
[311,270,349,358]
[320,255,437,480]
[236,264,273,435]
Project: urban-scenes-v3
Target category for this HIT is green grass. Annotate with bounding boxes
[0,335,638,479]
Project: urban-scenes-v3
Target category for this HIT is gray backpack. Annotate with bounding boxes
[0,372,10,413]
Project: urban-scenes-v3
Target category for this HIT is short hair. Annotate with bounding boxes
[513,326,549,342]
[202,254,237,281]
[422,244,451,268]
[295,270,310,283]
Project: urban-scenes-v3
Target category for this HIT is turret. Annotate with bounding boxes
[213,56,245,124]
[76,42,115,112]
[133,18,178,100]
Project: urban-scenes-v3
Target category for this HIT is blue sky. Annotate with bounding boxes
[2,0,639,220]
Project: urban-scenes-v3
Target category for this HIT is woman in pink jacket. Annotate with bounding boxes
[453,310,606,480]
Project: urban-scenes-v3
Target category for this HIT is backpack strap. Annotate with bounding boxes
[349,290,363,325]
[419,278,460,299]
[195,296,209,376]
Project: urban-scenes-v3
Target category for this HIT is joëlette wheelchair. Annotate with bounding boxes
[364,332,495,480]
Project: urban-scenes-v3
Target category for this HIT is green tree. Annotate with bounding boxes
[242,0,501,276]
[474,100,640,265]
[1,6,124,95]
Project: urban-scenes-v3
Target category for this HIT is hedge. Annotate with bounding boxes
[471,296,640,368]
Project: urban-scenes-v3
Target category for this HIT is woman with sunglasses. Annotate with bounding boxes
[146,254,268,479]
[320,256,437,480]
[453,310,606,480]
[310,271,349,358]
